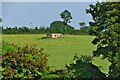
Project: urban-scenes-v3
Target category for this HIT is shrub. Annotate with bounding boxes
[56,55,106,79]
[2,43,49,79]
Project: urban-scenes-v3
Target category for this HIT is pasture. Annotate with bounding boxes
[2,34,111,74]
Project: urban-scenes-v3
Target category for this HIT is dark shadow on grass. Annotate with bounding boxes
[39,37,51,40]
[37,36,64,40]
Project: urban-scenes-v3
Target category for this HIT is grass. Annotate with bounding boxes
[2,34,111,74]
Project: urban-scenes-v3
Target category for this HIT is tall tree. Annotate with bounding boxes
[60,10,72,25]
[86,2,120,78]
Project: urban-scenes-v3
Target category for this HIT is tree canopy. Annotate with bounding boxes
[86,1,120,78]
[79,22,86,27]
[60,10,72,25]
[49,21,75,34]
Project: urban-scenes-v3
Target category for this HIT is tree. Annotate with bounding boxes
[79,22,90,34]
[0,18,2,33]
[79,22,86,27]
[0,18,2,23]
[60,10,72,25]
[49,21,75,34]
[79,27,90,35]
[86,2,120,78]
[57,55,106,79]
[107,0,120,1]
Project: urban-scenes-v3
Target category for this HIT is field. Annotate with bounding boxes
[2,34,111,74]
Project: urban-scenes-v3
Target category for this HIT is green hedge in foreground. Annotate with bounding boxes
[1,43,106,79]
[1,43,49,79]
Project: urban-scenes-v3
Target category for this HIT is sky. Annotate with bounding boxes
[2,0,107,2]
[2,2,97,29]
[0,2,1,17]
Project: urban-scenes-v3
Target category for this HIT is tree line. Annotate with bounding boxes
[1,21,90,35]
[1,10,90,35]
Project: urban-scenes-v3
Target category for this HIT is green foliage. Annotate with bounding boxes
[60,10,72,24]
[3,34,110,73]
[2,43,49,79]
[79,26,90,35]
[86,1,120,78]
[49,21,75,34]
[2,42,18,54]
[79,22,90,35]
[79,22,86,27]
[56,55,106,79]
[2,26,90,35]
[113,51,120,79]
[0,18,2,23]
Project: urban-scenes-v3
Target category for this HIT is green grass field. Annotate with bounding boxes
[2,34,111,74]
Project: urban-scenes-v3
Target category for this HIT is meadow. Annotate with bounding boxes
[2,34,111,74]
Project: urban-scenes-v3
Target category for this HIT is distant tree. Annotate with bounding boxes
[79,22,90,35]
[0,18,2,23]
[38,26,46,34]
[79,22,86,27]
[0,18,2,33]
[50,21,75,34]
[60,10,72,25]
[86,1,120,78]
[79,27,90,35]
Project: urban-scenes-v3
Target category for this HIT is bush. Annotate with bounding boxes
[56,55,106,79]
[2,43,49,79]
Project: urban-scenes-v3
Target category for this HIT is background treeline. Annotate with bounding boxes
[1,21,90,35]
